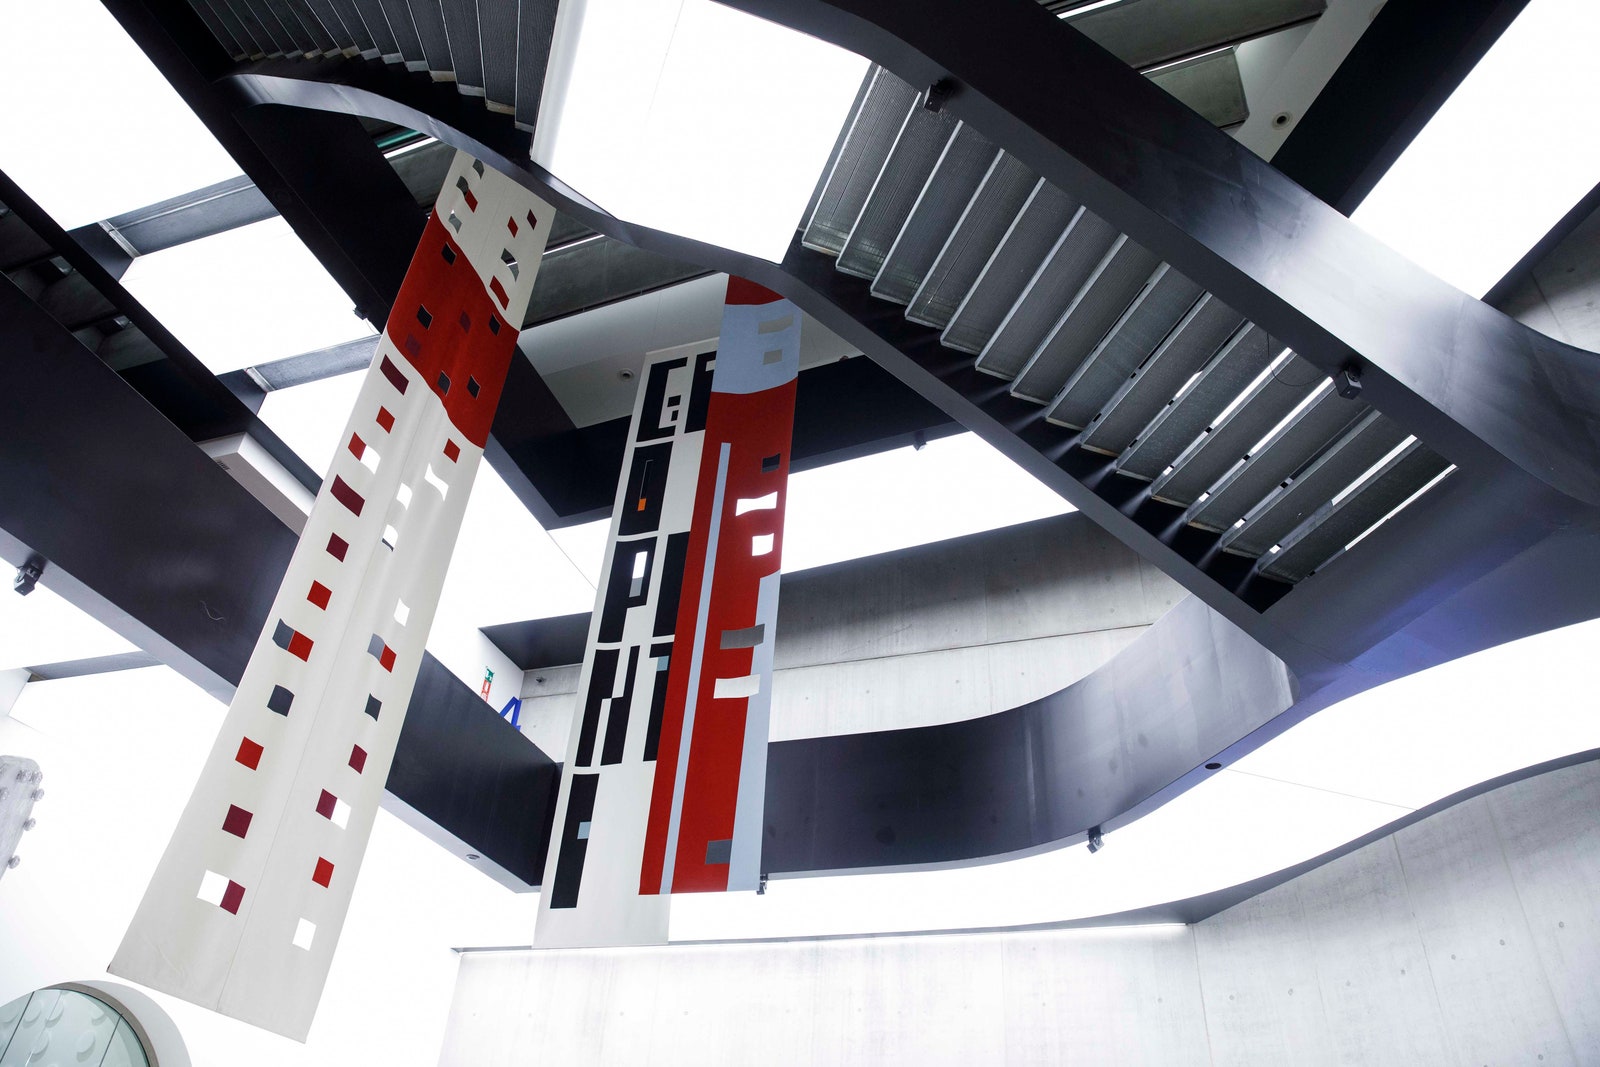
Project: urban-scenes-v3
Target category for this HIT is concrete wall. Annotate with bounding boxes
[1499,199,1600,353]
[515,513,1184,754]
[437,757,1600,1065]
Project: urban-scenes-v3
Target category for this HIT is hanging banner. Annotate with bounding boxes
[112,152,553,1040]
[536,278,799,948]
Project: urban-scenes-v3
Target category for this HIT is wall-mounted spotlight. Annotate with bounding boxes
[1335,365,1363,399]
[757,873,769,896]
[12,557,44,597]
[1086,826,1105,854]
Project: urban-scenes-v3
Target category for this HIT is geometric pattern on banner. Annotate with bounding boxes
[534,277,799,948]
[110,151,554,1040]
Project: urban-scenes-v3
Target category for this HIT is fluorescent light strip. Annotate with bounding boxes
[1343,464,1456,553]
[1328,435,1415,510]
[1056,0,1133,18]
[1246,379,1332,458]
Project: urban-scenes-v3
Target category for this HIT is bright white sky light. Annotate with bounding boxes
[0,0,242,228]
[1352,0,1600,296]
[121,217,376,374]
[532,0,869,261]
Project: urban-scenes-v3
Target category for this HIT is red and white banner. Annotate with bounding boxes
[536,278,799,948]
[112,152,553,1040]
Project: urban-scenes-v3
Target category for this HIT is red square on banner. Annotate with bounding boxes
[312,857,334,888]
[379,645,396,672]
[307,581,331,610]
[349,744,367,773]
[287,631,314,662]
[443,440,460,463]
[235,737,263,770]
[219,880,245,914]
[376,407,395,433]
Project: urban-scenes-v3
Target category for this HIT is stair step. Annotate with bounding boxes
[515,0,560,131]
[1045,263,1203,430]
[973,206,1117,380]
[870,122,998,306]
[440,0,484,91]
[1011,236,1163,402]
[835,102,958,280]
[405,0,454,74]
[1185,386,1369,532]
[1116,321,1274,480]
[1079,293,1244,457]
[1261,442,1450,582]
[1222,412,1410,558]
[479,0,519,110]
[906,152,1037,330]
[376,0,427,70]
[349,0,402,61]
[803,67,920,256]
[1149,353,1325,506]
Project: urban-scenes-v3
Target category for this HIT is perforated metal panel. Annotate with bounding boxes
[1116,321,1273,480]
[1261,442,1450,582]
[803,68,920,256]
[377,0,425,67]
[326,0,377,56]
[905,152,1037,329]
[871,123,999,305]
[1150,354,1326,506]
[439,0,482,89]
[835,104,958,280]
[405,0,452,72]
[1221,412,1410,558]
[1048,264,1204,430]
[515,0,559,131]
[349,0,400,60]
[478,0,517,107]
[228,0,291,56]
[974,207,1117,379]
[942,180,1079,355]
[1010,236,1162,402]
[1185,387,1368,532]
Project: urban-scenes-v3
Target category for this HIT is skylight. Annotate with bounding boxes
[120,217,377,375]
[532,0,870,261]
[0,0,241,230]
[1351,0,1600,296]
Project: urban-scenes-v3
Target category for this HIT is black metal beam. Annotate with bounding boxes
[0,270,557,886]
[1272,0,1532,214]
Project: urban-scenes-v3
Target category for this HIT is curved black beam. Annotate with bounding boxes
[766,596,1293,872]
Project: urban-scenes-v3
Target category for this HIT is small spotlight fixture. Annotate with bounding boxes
[923,78,954,113]
[757,872,769,895]
[1086,825,1105,854]
[1335,365,1363,399]
[13,557,44,597]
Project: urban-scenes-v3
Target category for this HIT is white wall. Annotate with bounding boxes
[439,758,1600,1065]
[0,666,536,1067]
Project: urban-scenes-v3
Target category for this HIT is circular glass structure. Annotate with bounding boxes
[0,987,151,1067]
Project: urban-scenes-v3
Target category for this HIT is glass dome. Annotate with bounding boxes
[0,987,150,1067]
